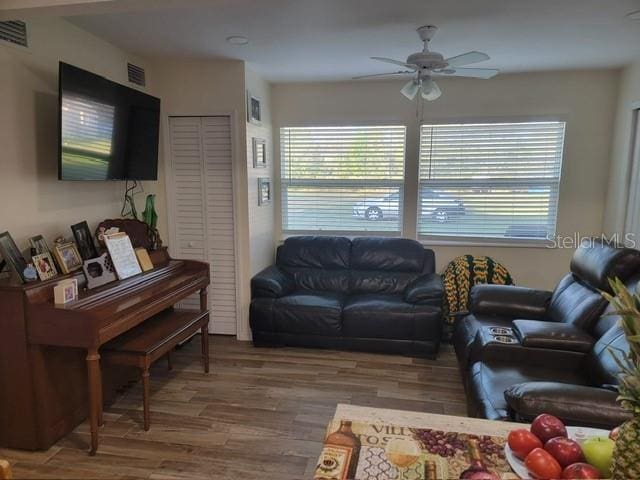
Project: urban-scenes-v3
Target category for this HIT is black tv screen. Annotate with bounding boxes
[58,62,160,181]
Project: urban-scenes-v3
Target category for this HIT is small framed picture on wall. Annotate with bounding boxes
[252,138,267,168]
[258,177,271,206]
[247,91,262,125]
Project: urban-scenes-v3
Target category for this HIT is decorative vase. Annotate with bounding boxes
[142,194,158,230]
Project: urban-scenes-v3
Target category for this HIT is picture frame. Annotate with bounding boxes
[252,137,267,168]
[29,235,50,255]
[52,241,84,274]
[82,253,117,289]
[32,252,58,281]
[247,91,262,125]
[71,220,99,261]
[104,232,142,280]
[258,177,272,206]
[0,231,28,282]
[54,281,77,305]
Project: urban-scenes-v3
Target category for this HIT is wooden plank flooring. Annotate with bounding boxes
[1,336,466,479]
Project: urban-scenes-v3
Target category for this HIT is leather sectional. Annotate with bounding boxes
[250,236,444,357]
[454,239,640,429]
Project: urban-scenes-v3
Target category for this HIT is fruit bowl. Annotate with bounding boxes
[505,426,610,479]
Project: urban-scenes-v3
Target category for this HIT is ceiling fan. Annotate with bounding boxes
[354,25,499,101]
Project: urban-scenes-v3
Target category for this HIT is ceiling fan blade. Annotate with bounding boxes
[434,67,499,79]
[352,71,414,80]
[371,56,418,70]
[445,51,490,67]
[421,79,442,101]
[400,79,420,100]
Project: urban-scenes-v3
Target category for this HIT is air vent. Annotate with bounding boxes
[0,20,27,47]
[127,63,146,87]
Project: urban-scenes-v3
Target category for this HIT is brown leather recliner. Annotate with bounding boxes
[453,239,640,370]
[466,300,633,429]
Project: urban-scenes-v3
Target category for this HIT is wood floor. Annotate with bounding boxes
[1,336,467,480]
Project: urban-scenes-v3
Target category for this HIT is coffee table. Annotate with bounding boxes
[334,404,522,437]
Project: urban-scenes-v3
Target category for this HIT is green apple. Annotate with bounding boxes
[582,436,615,477]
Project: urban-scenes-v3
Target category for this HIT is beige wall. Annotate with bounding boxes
[604,61,640,236]
[272,70,620,289]
[150,58,277,340]
[0,16,153,251]
[149,58,251,339]
[245,65,276,277]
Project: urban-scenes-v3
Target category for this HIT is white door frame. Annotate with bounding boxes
[624,101,640,241]
[164,111,243,337]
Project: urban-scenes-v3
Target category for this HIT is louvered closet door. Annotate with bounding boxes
[168,116,237,335]
[201,117,237,335]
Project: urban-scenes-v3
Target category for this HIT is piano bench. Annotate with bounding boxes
[102,308,210,431]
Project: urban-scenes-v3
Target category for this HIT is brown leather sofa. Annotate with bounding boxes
[454,240,640,429]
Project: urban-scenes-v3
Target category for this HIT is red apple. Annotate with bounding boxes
[531,414,568,444]
[544,437,585,468]
[562,462,601,479]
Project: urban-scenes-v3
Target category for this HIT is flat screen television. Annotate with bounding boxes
[58,62,160,181]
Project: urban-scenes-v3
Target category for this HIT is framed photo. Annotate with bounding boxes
[29,235,50,255]
[247,91,262,125]
[0,231,28,282]
[258,177,272,206]
[252,137,267,168]
[32,252,58,281]
[71,220,99,261]
[53,241,83,274]
[83,253,117,289]
[54,281,77,305]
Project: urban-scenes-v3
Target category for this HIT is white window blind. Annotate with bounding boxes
[281,126,406,233]
[418,121,565,241]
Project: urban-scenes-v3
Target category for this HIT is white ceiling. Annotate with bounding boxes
[62,0,640,82]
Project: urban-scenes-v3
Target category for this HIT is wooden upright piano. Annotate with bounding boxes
[0,248,209,454]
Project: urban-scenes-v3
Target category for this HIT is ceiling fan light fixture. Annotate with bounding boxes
[400,79,421,100]
[421,79,442,101]
[626,10,640,20]
[226,35,249,46]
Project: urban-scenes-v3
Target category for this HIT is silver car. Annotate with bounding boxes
[353,190,465,222]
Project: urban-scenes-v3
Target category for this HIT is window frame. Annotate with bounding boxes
[279,122,408,236]
[416,116,567,247]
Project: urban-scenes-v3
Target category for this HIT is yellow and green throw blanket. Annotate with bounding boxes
[442,255,514,337]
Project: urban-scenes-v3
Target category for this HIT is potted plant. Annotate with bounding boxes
[601,278,640,480]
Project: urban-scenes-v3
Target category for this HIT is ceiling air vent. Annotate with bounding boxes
[0,20,27,48]
[127,62,146,87]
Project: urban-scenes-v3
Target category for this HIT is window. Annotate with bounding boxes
[280,126,406,233]
[417,121,565,242]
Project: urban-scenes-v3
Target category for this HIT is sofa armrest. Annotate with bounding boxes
[505,382,630,429]
[512,320,595,353]
[470,285,552,319]
[251,266,295,298]
[404,273,443,306]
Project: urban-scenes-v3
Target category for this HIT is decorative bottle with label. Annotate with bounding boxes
[459,439,500,480]
[325,420,361,479]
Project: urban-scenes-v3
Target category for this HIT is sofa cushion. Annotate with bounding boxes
[277,236,351,269]
[273,291,345,336]
[547,273,607,329]
[343,294,441,340]
[351,237,431,272]
[277,236,351,293]
[504,382,629,429]
[570,238,640,292]
[468,361,583,421]
[512,320,595,353]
